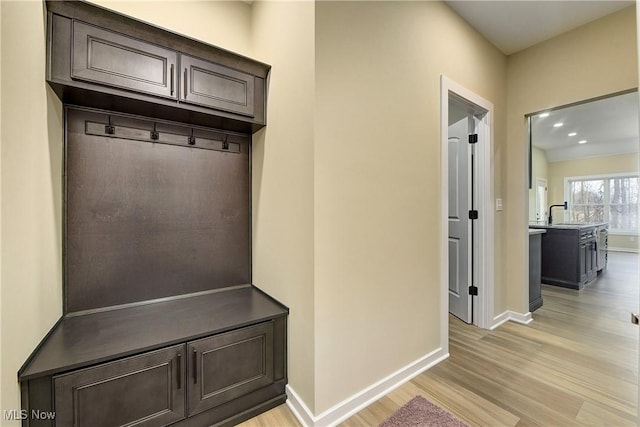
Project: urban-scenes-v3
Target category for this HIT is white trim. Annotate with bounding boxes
[440,75,495,331]
[440,78,451,350]
[286,386,315,427]
[490,310,533,330]
[564,172,639,181]
[609,231,640,236]
[286,348,449,427]
[609,247,640,253]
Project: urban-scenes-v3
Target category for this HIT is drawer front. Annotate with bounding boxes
[180,54,255,117]
[72,21,177,99]
[188,322,274,416]
[54,345,185,427]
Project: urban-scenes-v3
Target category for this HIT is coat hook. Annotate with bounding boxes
[188,129,196,145]
[105,116,115,135]
[222,135,229,150]
[150,123,159,140]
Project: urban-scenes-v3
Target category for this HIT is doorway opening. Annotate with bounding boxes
[440,76,495,349]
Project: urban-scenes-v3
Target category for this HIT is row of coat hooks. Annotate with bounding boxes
[104,115,230,150]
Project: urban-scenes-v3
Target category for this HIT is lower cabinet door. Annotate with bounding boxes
[54,345,185,427]
[188,322,274,416]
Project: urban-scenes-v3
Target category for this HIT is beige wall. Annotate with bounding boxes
[609,234,640,251]
[251,0,316,412]
[529,147,549,222]
[1,1,64,421]
[506,5,638,314]
[314,1,506,413]
[90,0,253,57]
[0,0,3,411]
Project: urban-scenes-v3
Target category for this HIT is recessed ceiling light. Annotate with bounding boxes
[539,113,550,118]
[553,122,563,128]
[568,132,577,137]
[578,140,587,144]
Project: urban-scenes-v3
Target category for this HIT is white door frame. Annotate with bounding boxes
[440,75,495,349]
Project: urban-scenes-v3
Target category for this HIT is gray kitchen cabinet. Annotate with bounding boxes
[54,345,185,427]
[71,21,178,100]
[579,238,597,285]
[531,225,600,290]
[528,230,544,311]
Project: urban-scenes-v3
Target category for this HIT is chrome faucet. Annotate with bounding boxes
[548,201,568,225]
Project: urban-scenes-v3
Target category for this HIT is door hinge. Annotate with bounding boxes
[468,134,478,144]
[469,210,478,220]
[469,286,478,296]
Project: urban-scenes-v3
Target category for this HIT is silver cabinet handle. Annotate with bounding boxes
[170,64,174,96]
[176,353,182,389]
[184,68,188,99]
[192,349,197,383]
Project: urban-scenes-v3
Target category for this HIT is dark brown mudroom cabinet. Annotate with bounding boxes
[18,2,287,426]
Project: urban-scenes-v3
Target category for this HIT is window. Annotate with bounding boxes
[566,174,638,232]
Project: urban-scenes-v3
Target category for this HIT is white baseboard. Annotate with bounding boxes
[286,347,449,427]
[608,247,639,254]
[491,310,532,330]
[286,386,315,427]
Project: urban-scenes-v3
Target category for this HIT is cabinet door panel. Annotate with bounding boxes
[181,55,255,117]
[579,243,588,283]
[54,345,185,427]
[72,21,177,99]
[188,322,274,415]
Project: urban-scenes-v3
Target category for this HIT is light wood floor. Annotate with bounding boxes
[239,252,639,426]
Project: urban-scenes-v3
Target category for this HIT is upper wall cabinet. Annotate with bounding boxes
[72,21,178,100]
[46,1,270,134]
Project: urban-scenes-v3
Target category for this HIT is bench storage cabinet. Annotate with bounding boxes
[20,289,288,427]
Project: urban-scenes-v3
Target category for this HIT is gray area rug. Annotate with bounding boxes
[379,396,469,427]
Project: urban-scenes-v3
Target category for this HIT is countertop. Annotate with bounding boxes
[19,285,289,380]
[529,229,547,235]
[529,222,608,231]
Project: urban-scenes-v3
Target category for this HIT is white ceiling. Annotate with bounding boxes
[445,0,634,55]
[444,0,638,162]
[531,91,639,162]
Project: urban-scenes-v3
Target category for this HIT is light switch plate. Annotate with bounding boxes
[496,198,503,211]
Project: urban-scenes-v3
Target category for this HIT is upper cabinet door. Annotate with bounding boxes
[181,54,255,117]
[72,21,177,99]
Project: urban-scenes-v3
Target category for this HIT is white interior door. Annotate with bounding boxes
[536,179,547,224]
[448,112,472,323]
[442,76,494,331]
